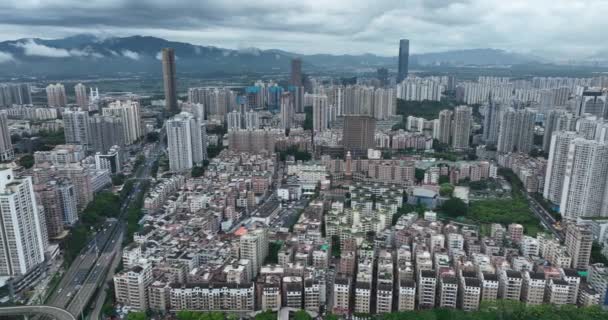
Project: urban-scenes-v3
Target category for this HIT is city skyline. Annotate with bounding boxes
[0,1,607,59]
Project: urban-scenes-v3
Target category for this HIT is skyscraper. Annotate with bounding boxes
[560,138,608,219]
[88,115,125,153]
[290,58,303,87]
[497,108,536,154]
[226,110,242,132]
[543,109,576,153]
[166,112,204,171]
[0,113,14,161]
[312,94,329,132]
[244,110,260,130]
[162,48,178,114]
[438,110,453,145]
[483,94,502,145]
[543,131,580,205]
[397,39,410,83]
[0,168,47,277]
[46,83,66,107]
[452,105,472,150]
[343,115,376,153]
[63,108,91,148]
[74,83,88,109]
[280,92,294,130]
[102,100,143,145]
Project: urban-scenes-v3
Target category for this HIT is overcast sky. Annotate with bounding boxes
[0,0,605,59]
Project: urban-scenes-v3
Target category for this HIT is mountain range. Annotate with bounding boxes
[0,34,544,78]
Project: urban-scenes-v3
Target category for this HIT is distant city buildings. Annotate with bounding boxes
[46,83,67,107]
[0,83,31,107]
[74,83,88,109]
[0,113,14,161]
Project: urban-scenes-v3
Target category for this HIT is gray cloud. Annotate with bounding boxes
[0,51,14,63]
[0,0,605,59]
[121,50,140,60]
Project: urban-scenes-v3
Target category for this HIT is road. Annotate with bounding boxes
[44,137,164,319]
[525,193,564,241]
[0,305,76,320]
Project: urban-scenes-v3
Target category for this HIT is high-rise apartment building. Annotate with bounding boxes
[46,83,67,107]
[0,113,14,161]
[95,145,123,174]
[35,182,65,238]
[226,110,242,132]
[74,83,88,109]
[565,224,593,269]
[0,83,31,106]
[244,110,260,130]
[56,164,93,212]
[0,168,47,277]
[373,88,396,120]
[288,86,305,113]
[280,92,294,130]
[166,112,204,172]
[543,131,580,205]
[497,108,536,154]
[560,138,608,219]
[312,94,329,132]
[290,58,303,87]
[397,39,410,83]
[63,108,90,148]
[452,106,472,150]
[102,100,143,145]
[239,228,268,278]
[483,95,501,145]
[543,109,576,153]
[88,115,124,153]
[343,116,376,153]
[188,87,236,116]
[436,110,452,145]
[162,48,178,114]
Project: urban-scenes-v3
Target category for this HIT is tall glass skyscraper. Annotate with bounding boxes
[397,39,410,83]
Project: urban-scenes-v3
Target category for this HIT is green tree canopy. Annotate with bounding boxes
[439,183,454,197]
[18,154,34,169]
[294,310,312,320]
[440,197,468,217]
[126,312,147,320]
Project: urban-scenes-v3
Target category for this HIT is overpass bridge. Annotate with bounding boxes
[0,305,76,320]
